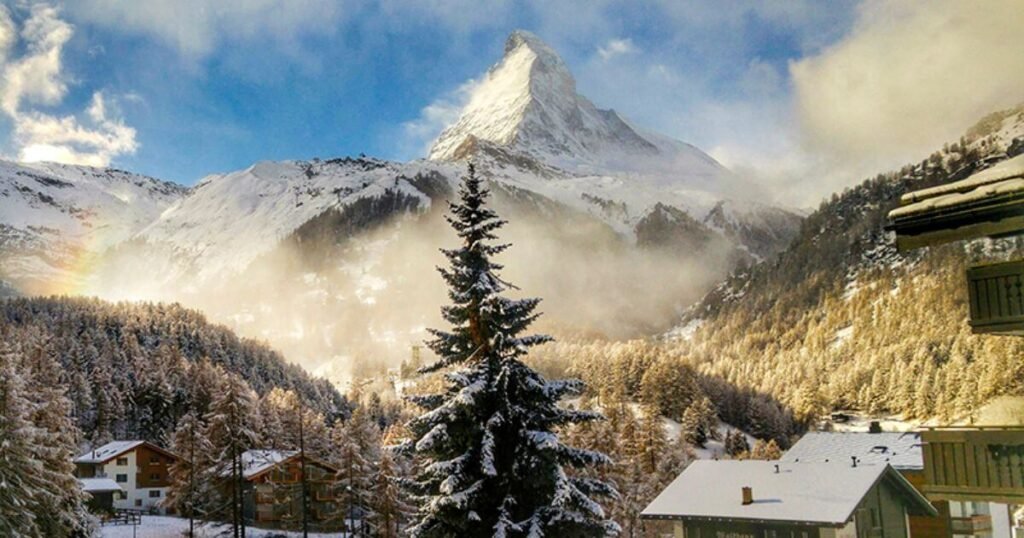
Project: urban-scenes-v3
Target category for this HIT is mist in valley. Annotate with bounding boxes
[83,182,736,386]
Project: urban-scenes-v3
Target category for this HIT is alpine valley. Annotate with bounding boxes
[0,31,800,380]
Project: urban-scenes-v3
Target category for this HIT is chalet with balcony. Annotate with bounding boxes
[236,450,344,531]
[73,440,178,514]
[781,430,1015,538]
[641,460,936,538]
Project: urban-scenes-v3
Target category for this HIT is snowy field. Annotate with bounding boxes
[99,516,342,538]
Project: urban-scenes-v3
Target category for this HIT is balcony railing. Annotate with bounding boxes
[950,515,993,535]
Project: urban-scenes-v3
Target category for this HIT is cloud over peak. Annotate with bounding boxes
[791,0,1024,165]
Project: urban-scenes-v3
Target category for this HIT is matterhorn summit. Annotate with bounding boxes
[428,30,727,184]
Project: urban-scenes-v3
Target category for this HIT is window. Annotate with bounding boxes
[116,491,126,500]
[116,457,128,466]
[149,490,161,498]
[115,474,128,483]
[134,499,142,507]
[150,455,160,464]
[150,473,161,480]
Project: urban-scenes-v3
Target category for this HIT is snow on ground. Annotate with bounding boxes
[830,325,854,349]
[99,516,342,538]
[825,413,918,433]
[660,415,757,460]
[664,318,703,341]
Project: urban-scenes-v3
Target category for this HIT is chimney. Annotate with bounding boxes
[742,486,753,505]
[869,421,882,434]
[774,464,780,474]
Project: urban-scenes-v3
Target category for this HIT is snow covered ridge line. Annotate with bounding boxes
[0,159,190,294]
[133,158,457,279]
[1,30,801,297]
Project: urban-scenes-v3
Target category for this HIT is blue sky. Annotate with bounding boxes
[1,1,1022,203]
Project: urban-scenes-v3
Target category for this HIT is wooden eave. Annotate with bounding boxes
[886,191,1024,252]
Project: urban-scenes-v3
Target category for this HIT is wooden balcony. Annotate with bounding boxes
[921,426,1024,503]
[967,260,1024,335]
[950,515,993,535]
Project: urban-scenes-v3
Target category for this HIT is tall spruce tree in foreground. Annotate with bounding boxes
[404,164,618,537]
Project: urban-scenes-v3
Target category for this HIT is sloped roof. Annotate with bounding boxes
[78,477,123,493]
[781,432,923,470]
[240,449,297,479]
[74,440,178,464]
[74,441,145,464]
[887,154,1024,250]
[641,461,935,525]
[894,154,1024,213]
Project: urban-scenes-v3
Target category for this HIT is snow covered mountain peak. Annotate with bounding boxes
[428,30,664,170]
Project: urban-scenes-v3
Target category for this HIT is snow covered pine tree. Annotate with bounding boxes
[404,164,619,537]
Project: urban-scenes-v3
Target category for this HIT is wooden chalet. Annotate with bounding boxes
[887,152,1024,532]
[641,460,936,538]
[780,430,1019,538]
[236,450,346,532]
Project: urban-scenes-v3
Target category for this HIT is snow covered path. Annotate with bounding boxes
[99,516,342,538]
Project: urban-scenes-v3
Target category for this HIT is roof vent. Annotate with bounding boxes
[869,421,882,434]
[869,446,888,454]
[851,456,859,468]
[742,486,753,505]
[774,464,780,474]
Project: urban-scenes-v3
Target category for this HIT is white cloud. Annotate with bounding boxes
[396,78,480,160]
[64,0,349,58]
[791,0,1024,169]
[0,5,138,167]
[1,4,71,116]
[597,38,638,60]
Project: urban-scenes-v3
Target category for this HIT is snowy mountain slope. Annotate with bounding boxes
[0,160,186,293]
[0,31,804,378]
[429,31,726,182]
[134,157,455,280]
[429,31,797,253]
[668,104,1024,423]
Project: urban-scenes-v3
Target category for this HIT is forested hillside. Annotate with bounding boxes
[0,297,349,445]
[676,105,1024,424]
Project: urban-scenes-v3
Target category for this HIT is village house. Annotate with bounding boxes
[73,440,178,514]
[641,460,936,538]
[781,430,1014,538]
[236,450,347,532]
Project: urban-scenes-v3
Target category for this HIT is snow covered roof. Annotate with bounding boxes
[78,477,123,493]
[895,154,1024,212]
[781,432,923,471]
[887,155,1024,250]
[641,461,935,525]
[239,449,298,479]
[222,449,339,481]
[74,441,145,464]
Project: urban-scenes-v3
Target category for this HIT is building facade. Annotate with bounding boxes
[236,450,346,532]
[780,430,1017,538]
[74,441,178,513]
